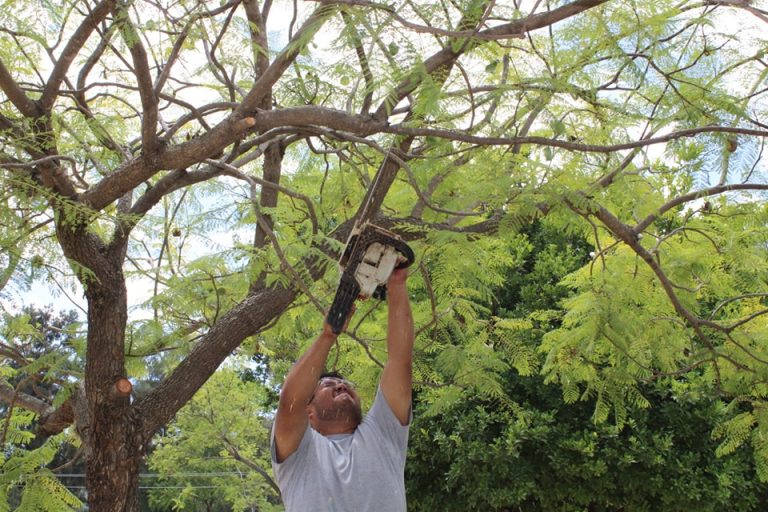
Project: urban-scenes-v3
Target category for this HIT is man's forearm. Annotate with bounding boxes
[387,280,414,364]
[274,323,345,462]
[380,269,414,425]
[280,330,337,411]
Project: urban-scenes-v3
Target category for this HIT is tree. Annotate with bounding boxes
[408,380,768,511]
[0,0,766,510]
[406,223,768,511]
[146,368,279,511]
[0,306,83,510]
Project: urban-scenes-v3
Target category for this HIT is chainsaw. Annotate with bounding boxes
[326,222,415,334]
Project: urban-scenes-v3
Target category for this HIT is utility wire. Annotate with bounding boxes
[56,485,226,490]
[54,472,250,478]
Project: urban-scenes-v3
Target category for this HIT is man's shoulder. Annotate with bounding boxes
[367,386,412,427]
[271,422,315,467]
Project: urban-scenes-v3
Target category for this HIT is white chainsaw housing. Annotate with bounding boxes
[327,222,414,333]
[351,242,400,298]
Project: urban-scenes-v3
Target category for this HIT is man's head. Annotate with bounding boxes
[306,371,363,434]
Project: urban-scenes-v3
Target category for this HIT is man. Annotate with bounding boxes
[271,267,414,511]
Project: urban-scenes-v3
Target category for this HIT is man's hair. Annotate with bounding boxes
[318,371,346,382]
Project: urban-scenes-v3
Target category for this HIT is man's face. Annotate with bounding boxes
[307,377,363,427]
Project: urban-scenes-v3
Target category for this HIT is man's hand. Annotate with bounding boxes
[388,267,409,286]
[323,304,355,336]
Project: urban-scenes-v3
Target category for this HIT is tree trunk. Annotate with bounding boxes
[81,268,145,511]
[56,218,143,510]
[84,420,142,511]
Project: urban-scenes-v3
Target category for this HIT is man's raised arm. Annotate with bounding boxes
[380,268,414,425]
[273,323,338,462]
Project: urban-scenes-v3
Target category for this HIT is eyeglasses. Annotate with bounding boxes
[317,377,355,390]
[309,377,356,403]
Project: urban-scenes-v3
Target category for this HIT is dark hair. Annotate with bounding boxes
[318,371,346,382]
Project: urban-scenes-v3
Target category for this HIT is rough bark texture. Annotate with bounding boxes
[54,217,138,510]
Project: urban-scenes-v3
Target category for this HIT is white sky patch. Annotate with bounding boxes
[13,275,87,316]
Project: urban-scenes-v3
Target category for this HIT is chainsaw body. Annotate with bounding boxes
[326,222,415,334]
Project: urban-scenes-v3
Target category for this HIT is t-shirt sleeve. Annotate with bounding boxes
[365,386,411,455]
[271,422,313,484]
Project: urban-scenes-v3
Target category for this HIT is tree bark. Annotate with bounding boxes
[55,218,143,511]
[82,279,146,512]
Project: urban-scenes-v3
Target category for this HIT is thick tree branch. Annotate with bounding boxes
[126,168,213,220]
[243,0,270,78]
[348,6,501,222]
[374,0,612,119]
[634,183,768,233]
[354,136,416,223]
[79,108,387,210]
[113,2,160,155]
[0,376,74,437]
[252,143,284,250]
[383,213,503,237]
[237,3,339,115]
[40,0,116,111]
[79,116,254,210]
[37,399,75,437]
[384,124,768,152]
[704,0,768,23]
[0,380,52,416]
[0,59,40,117]
[585,204,734,369]
[135,285,297,438]
[311,0,508,40]
[134,211,358,438]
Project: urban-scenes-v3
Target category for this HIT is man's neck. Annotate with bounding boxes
[312,419,358,436]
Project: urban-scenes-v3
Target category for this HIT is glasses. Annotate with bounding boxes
[309,377,356,403]
[317,377,355,390]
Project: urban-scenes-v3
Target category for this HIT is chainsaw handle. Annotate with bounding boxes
[391,238,415,269]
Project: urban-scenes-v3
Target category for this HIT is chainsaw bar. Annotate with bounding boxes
[326,223,414,334]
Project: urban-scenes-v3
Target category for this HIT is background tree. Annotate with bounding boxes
[406,223,768,511]
[146,368,279,511]
[0,306,83,510]
[0,0,766,510]
[408,379,768,511]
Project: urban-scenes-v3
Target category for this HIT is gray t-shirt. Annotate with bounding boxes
[271,387,410,511]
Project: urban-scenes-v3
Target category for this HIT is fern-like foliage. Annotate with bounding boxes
[1,424,81,512]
